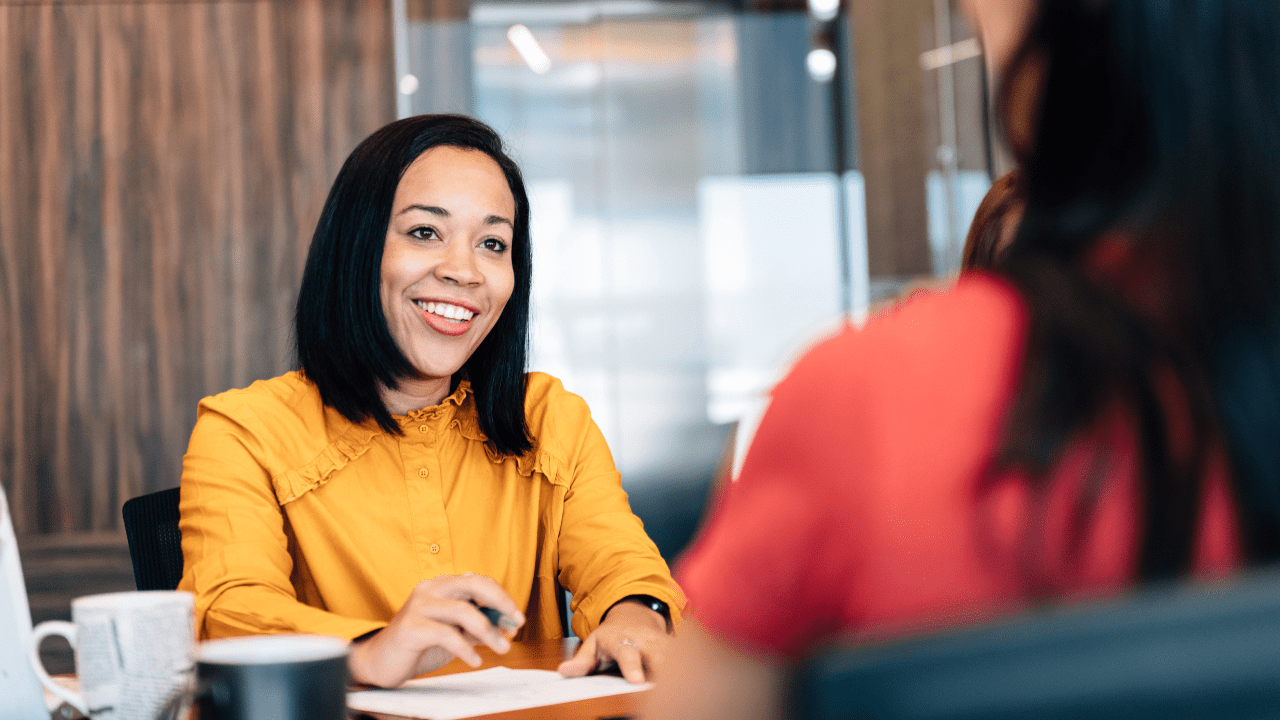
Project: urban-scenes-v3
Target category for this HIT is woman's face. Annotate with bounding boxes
[379,145,517,383]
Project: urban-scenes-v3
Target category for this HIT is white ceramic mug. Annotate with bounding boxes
[28,590,195,720]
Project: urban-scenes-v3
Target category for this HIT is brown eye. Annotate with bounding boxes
[482,238,508,253]
[409,226,439,240]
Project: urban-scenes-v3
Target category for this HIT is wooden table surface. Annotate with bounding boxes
[349,639,644,720]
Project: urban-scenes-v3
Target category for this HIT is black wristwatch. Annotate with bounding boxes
[607,594,673,633]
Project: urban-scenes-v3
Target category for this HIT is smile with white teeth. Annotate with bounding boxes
[415,300,476,323]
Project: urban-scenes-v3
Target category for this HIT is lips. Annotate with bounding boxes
[414,299,477,337]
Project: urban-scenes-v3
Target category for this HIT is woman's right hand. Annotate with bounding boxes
[347,573,525,688]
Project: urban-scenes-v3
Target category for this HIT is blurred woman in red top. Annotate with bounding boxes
[647,0,1280,717]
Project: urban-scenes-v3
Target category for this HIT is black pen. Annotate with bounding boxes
[471,600,521,629]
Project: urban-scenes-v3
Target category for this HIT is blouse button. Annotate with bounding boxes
[429,543,441,554]
[418,424,429,433]
[418,468,429,478]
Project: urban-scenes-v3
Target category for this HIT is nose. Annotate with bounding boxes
[434,239,482,286]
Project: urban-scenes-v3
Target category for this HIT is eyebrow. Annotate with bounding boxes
[396,204,514,228]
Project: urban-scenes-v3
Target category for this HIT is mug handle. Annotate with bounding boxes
[29,620,91,716]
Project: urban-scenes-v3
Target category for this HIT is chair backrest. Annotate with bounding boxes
[791,570,1280,720]
[121,487,184,591]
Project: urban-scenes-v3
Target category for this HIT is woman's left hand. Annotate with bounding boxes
[557,599,671,684]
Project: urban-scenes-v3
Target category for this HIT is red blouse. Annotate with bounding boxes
[677,273,1238,656]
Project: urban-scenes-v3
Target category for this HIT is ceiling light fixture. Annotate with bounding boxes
[807,48,837,82]
[507,24,552,74]
[808,0,839,22]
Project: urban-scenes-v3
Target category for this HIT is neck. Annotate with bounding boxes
[380,375,454,415]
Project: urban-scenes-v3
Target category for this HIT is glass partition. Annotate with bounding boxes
[399,3,867,500]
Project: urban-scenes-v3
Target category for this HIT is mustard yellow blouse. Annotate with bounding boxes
[177,371,684,642]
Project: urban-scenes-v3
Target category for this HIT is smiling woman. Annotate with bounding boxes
[293,116,534,457]
[377,146,518,412]
[177,115,684,689]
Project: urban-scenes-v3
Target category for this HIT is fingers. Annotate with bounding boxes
[565,600,674,685]
[556,635,599,678]
[354,574,524,688]
[349,622,480,688]
[421,596,513,656]
[612,639,647,684]
[429,574,526,632]
[410,574,524,654]
[556,634,652,684]
[421,621,484,668]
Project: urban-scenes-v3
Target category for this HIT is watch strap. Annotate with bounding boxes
[611,594,672,633]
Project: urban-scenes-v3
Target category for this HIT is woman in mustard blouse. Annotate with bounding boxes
[177,115,685,688]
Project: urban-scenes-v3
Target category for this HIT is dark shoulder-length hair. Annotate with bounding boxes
[295,114,533,457]
[989,0,1280,581]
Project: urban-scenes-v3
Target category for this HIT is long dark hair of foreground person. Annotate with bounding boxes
[295,115,534,456]
[988,0,1280,583]
[961,169,1021,271]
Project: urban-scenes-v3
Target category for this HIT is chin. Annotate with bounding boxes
[408,358,466,381]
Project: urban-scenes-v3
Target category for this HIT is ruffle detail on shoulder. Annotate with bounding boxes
[496,445,568,487]
[442,381,471,407]
[269,422,383,505]
[460,419,567,487]
[453,410,487,443]
[448,374,568,486]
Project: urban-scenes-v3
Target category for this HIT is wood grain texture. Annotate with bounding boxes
[851,0,934,276]
[0,0,395,537]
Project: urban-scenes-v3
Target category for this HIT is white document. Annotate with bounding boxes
[347,666,649,719]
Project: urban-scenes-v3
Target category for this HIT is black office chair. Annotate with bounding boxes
[791,569,1280,720]
[121,487,184,591]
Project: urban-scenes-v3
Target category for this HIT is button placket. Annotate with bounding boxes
[400,424,453,574]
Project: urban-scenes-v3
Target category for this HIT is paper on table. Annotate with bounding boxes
[347,666,649,720]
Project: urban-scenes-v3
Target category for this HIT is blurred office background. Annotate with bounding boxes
[0,0,998,670]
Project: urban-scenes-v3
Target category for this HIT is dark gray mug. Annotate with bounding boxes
[194,635,349,720]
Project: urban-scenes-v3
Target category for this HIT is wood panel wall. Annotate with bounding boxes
[0,0,395,539]
[851,0,934,277]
